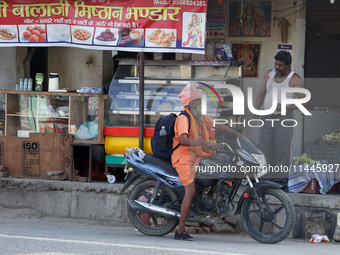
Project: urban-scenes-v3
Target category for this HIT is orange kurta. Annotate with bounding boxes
[171,114,214,186]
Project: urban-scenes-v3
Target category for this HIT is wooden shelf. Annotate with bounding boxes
[0,91,107,144]
[0,89,108,98]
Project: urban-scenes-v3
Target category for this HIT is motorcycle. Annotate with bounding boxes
[119,136,295,244]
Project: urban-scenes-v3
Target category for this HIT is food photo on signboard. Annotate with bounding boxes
[117,28,144,47]
[71,26,94,44]
[145,28,176,48]
[19,24,47,43]
[94,27,118,46]
[47,24,71,42]
[0,25,18,42]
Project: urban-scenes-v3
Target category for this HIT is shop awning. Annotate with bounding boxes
[0,0,207,54]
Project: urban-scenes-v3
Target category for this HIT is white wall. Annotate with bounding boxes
[0,46,26,111]
[0,48,17,90]
[48,47,104,90]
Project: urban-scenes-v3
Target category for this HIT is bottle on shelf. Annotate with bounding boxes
[23,78,28,91]
[19,78,24,91]
[159,126,167,149]
[28,78,33,91]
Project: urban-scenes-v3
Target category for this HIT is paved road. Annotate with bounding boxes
[0,206,338,255]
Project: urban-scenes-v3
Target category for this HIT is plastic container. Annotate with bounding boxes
[28,78,33,91]
[23,78,28,91]
[48,73,60,91]
[104,136,153,154]
[19,77,24,91]
[35,82,43,91]
[35,73,44,91]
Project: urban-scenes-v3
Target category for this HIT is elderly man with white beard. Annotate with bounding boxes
[171,82,242,241]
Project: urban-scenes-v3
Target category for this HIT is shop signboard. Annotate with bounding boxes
[0,0,207,53]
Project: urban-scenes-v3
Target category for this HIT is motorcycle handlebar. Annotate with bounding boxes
[206,143,236,154]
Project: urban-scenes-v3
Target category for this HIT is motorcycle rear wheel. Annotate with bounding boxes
[127,179,179,236]
[241,188,295,244]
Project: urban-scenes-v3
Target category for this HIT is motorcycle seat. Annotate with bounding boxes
[143,153,178,176]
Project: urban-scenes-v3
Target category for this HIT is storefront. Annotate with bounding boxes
[0,0,339,195]
[0,0,211,181]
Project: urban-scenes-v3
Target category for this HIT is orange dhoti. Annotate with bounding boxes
[171,113,214,186]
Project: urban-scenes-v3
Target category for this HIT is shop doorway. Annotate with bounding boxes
[304,0,340,105]
[305,0,340,78]
[305,33,340,78]
[303,0,340,145]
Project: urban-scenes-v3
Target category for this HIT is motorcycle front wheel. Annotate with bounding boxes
[241,188,295,244]
[127,179,179,236]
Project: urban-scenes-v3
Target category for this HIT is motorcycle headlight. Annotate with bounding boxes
[251,153,267,178]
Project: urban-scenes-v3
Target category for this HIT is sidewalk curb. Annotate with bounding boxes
[0,178,339,239]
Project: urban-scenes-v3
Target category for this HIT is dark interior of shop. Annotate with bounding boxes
[304,0,340,107]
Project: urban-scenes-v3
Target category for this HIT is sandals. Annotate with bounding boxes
[174,231,194,241]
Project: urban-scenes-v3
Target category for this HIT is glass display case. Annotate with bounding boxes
[0,90,107,144]
[105,60,244,131]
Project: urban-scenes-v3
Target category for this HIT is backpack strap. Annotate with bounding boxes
[180,110,191,129]
[173,111,191,151]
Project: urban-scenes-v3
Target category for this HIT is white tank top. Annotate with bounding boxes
[264,69,295,114]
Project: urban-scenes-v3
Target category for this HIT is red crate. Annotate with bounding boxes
[327,182,340,194]
[301,179,320,194]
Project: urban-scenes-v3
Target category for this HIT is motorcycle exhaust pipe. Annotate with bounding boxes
[128,200,180,219]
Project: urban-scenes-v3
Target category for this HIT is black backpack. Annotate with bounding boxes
[151,111,191,161]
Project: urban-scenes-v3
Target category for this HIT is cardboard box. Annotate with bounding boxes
[17,130,35,138]
[301,179,320,194]
[0,133,72,179]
